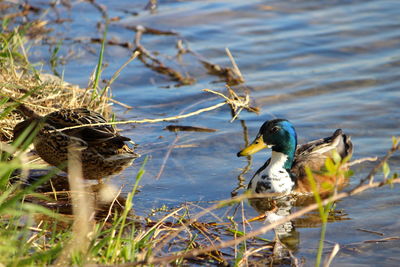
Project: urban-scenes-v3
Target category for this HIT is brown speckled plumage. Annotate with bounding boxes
[291,129,353,193]
[14,108,139,180]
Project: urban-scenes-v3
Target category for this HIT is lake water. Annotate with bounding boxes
[21,0,400,265]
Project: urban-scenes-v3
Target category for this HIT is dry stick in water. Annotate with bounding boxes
[323,243,340,267]
[145,0,158,12]
[356,228,385,236]
[134,25,195,85]
[125,25,177,35]
[231,120,253,196]
[225,47,244,83]
[87,0,108,19]
[89,38,133,49]
[177,39,244,85]
[155,134,179,180]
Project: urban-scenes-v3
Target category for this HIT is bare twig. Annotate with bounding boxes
[200,60,244,85]
[323,243,339,267]
[342,236,400,248]
[57,101,226,132]
[90,38,133,49]
[355,142,399,187]
[225,47,244,83]
[346,157,378,167]
[101,186,123,226]
[136,207,184,242]
[2,3,41,20]
[231,120,253,197]
[126,25,177,35]
[155,134,179,180]
[134,26,160,63]
[102,51,140,98]
[176,40,244,85]
[144,0,158,12]
[164,125,216,133]
[240,244,273,261]
[356,228,385,236]
[86,0,108,19]
[363,236,400,243]
[204,87,259,122]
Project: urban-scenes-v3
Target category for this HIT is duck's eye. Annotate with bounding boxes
[271,126,280,133]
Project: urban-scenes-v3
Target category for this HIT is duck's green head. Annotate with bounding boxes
[237,119,297,168]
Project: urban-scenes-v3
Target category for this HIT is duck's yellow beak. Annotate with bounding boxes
[237,135,270,157]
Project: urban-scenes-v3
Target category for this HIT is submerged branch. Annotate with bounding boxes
[86,0,108,20]
[89,38,133,49]
[126,25,177,35]
[133,25,195,86]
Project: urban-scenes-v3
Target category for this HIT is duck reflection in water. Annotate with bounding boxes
[249,195,299,263]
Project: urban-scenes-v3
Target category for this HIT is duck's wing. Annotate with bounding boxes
[44,108,130,145]
[292,129,353,177]
[295,129,352,159]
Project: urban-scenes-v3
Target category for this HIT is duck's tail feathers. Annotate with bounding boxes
[333,129,353,159]
[296,129,353,160]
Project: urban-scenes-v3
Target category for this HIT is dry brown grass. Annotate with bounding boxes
[0,61,113,142]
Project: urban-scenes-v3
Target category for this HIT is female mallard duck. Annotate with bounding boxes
[13,107,139,180]
[237,119,353,195]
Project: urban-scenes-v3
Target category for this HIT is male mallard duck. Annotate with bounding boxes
[237,119,353,194]
[13,107,139,180]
